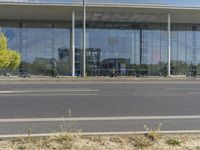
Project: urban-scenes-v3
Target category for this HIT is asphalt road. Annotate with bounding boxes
[1,80,200,136]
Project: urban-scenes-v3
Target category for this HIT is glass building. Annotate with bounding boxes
[1,0,200,76]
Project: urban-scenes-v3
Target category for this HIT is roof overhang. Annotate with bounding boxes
[0,2,200,24]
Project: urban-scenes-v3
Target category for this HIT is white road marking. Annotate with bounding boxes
[0,89,99,94]
[1,116,200,123]
[1,130,200,138]
[0,93,97,97]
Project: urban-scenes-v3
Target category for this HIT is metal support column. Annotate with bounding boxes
[19,22,23,70]
[139,28,143,74]
[168,12,171,76]
[83,0,86,77]
[71,11,75,77]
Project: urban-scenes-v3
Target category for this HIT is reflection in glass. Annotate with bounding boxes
[75,23,168,76]
[2,21,200,76]
[2,22,71,76]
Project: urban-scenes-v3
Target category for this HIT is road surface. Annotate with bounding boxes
[0,80,200,136]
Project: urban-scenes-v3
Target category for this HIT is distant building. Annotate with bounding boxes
[1,1,200,76]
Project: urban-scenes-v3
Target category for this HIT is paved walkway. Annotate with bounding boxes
[0,75,198,81]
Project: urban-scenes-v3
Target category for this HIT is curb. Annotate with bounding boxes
[0,77,198,82]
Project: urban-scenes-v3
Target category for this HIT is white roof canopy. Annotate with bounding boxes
[0,2,200,23]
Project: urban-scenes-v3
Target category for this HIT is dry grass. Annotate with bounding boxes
[0,133,200,150]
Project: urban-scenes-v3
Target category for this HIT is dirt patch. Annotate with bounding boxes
[1,134,200,150]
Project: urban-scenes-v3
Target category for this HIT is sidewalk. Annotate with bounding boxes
[0,75,198,82]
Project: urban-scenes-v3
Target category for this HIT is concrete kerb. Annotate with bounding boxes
[1,131,200,139]
[0,76,198,82]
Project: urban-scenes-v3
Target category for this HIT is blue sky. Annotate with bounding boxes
[153,0,200,6]
[106,0,200,6]
[1,0,200,7]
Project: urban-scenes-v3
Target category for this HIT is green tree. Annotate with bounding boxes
[0,50,10,68]
[0,33,8,50]
[8,50,21,69]
[0,32,21,70]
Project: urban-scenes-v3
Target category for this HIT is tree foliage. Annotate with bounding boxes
[8,50,21,69]
[0,32,21,70]
[0,33,8,50]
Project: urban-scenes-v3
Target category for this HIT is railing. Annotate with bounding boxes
[81,69,152,77]
[1,68,200,77]
[86,69,135,77]
[74,68,200,77]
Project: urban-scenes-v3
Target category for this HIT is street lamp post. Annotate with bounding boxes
[168,12,171,77]
[83,0,86,77]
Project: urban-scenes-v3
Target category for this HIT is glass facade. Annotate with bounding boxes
[75,24,168,76]
[1,22,71,76]
[1,20,200,76]
[171,24,200,76]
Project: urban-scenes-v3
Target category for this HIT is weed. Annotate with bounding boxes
[166,137,182,146]
[60,108,78,133]
[52,133,78,149]
[144,123,162,142]
[134,136,153,148]
[17,145,27,150]
[53,133,75,143]
[11,137,24,143]
[133,124,162,148]
[87,136,107,146]
[27,128,31,143]
[110,136,125,144]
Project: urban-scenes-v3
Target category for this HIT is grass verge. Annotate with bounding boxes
[1,133,200,149]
